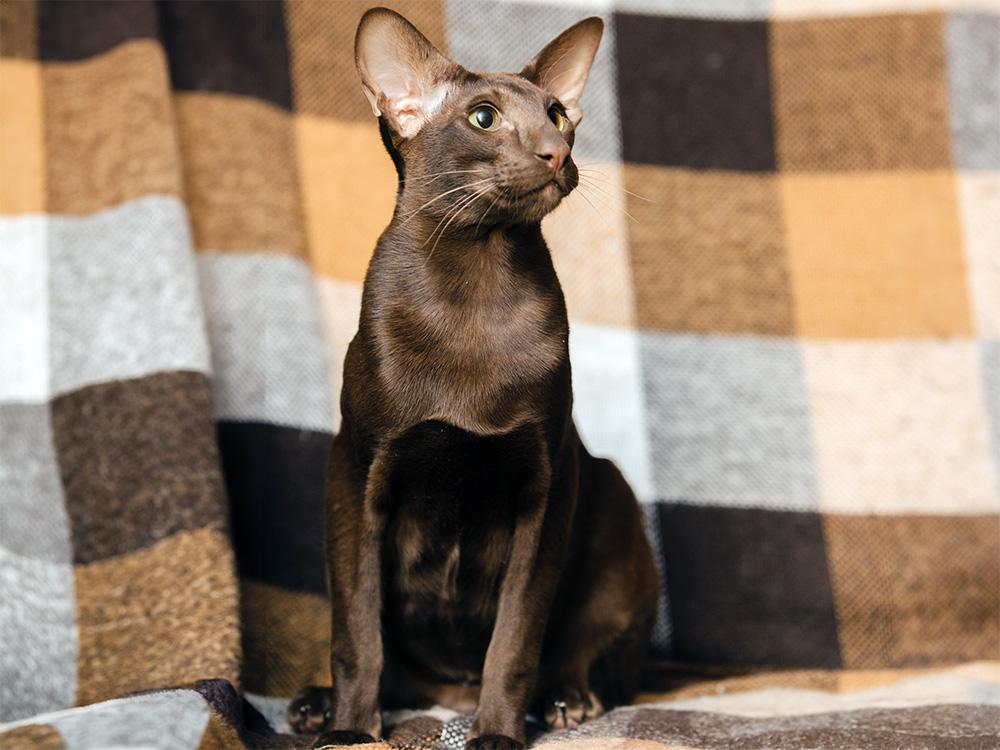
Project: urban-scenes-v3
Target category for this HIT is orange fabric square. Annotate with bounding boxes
[771,13,952,171]
[0,58,44,213]
[296,115,396,282]
[781,171,971,338]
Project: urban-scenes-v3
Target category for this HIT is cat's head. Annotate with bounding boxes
[355,8,602,226]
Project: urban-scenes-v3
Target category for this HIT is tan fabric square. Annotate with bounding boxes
[285,0,446,120]
[175,92,305,256]
[804,339,997,514]
[42,40,180,214]
[825,514,1000,669]
[627,165,794,334]
[781,171,971,338]
[546,162,635,327]
[0,0,37,59]
[198,715,243,750]
[74,528,240,707]
[0,724,62,750]
[241,580,330,697]
[0,58,44,213]
[771,13,952,171]
[297,115,395,281]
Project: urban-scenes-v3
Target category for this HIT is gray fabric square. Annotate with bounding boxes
[617,0,769,17]
[445,0,621,162]
[0,550,77,721]
[982,339,1000,477]
[640,333,820,509]
[0,403,72,563]
[48,196,211,396]
[198,253,334,432]
[946,13,1000,169]
[52,690,209,750]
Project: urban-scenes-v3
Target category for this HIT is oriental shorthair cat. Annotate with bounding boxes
[289,9,658,749]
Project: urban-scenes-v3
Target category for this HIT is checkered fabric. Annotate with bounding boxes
[1,0,998,746]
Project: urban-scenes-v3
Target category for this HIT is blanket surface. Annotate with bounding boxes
[1,0,998,747]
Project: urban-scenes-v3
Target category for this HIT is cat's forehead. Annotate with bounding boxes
[450,71,551,109]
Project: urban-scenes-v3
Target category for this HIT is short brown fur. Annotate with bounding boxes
[290,10,658,749]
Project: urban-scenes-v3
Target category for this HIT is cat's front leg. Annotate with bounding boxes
[467,443,577,750]
[311,433,390,747]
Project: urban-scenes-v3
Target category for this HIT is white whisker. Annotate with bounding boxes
[427,184,494,259]
[401,177,495,224]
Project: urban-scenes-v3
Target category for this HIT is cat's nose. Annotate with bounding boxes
[535,141,570,173]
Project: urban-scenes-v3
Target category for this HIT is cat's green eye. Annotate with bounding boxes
[548,106,566,132]
[468,105,500,131]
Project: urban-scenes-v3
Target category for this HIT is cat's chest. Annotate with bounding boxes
[377,289,565,428]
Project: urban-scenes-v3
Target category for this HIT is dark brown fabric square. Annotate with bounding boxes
[615,14,776,171]
[37,0,157,61]
[51,372,228,563]
[158,0,293,110]
[217,421,330,595]
[658,504,841,667]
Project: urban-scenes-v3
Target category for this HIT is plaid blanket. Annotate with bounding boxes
[1,0,997,747]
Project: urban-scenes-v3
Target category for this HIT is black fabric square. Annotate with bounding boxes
[657,503,841,667]
[38,0,159,61]
[157,0,293,110]
[615,14,776,171]
[218,421,331,594]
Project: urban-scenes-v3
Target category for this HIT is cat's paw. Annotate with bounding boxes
[313,730,378,748]
[542,688,604,730]
[464,735,524,750]
[288,686,333,734]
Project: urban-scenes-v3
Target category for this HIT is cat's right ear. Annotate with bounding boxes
[355,8,458,139]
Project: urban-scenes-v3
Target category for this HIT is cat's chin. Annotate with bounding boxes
[505,182,568,223]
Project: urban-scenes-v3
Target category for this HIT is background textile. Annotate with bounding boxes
[1,0,998,746]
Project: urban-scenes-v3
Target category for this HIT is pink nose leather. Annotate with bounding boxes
[536,141,570,173]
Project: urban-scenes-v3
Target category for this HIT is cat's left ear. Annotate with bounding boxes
[521,17,603,126]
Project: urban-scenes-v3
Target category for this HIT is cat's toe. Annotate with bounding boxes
[464,735,524,750]
[542,688,603,730]
[288,686,333,735]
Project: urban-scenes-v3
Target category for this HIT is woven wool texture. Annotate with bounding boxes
[1,0,998,746]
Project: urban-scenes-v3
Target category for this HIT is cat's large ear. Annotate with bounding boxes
[355,8,458,139]
[521,17,603,126]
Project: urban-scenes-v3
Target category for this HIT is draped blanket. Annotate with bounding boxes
[1,0,998,747]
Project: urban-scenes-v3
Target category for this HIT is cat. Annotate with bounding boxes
[288,9,659,750]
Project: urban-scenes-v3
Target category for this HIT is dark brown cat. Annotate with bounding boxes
[289,9,658,749]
